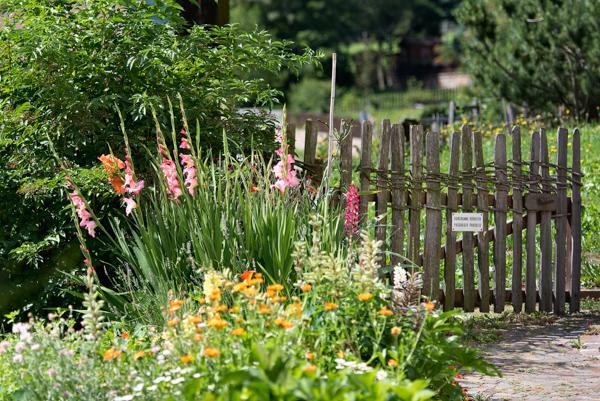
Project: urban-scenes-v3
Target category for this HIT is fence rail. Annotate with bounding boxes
[291,119,583,315]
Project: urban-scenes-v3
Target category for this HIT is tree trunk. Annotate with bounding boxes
[177,0,228,26]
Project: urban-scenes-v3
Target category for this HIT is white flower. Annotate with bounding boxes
[12,354,23,363]
[171,377,185,385]
[30,343,40,351]
[114,395,135,401]
[133,383,144,392]
[147,385,157,392]
[376,370,388,381]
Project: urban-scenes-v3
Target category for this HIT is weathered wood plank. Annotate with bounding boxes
[339,119,353,191]
[408,125,424,264]
[375,120,392,265]
[390,124,405,268]
[494,133,508,313]
[424,130,442,300]
[473,131,491,312]
[461,124,476,312]
[555,127,568,315]
[359,121,373,225]
[525,131,540,312]
[303,119,320,183]
[286,122,296,156]
[511,126,524,312]
[444,131,460,311]
[570,128,582,313]
[539,128,553,312]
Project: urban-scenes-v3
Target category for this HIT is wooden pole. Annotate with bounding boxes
[324,53,337,193]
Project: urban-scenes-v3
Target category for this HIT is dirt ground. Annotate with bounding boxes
[461,313,600,401]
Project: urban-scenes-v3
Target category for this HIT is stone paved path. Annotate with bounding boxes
[461,314,600,401]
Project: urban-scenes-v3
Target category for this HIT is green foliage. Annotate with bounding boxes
[288,78,332,113]
[0,0,316,315]
[456,0,600,120]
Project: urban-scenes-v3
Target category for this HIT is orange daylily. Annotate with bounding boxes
[180,354,195,364]
[103,348,122,361]
[357,293,374,301]
[202,347,220,357]
[324,302,338,311]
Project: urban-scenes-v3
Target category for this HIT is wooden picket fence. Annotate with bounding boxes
[288,119,583,315]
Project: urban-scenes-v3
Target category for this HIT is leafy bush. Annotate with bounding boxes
[456,0,600,120]
[0,0,316,315]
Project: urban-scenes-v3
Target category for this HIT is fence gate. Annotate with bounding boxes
[292,119,583,315]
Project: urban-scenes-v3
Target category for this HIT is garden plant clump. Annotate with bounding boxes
[0,107,497,400]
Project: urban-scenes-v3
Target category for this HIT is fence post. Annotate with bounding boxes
[444,131,460,311]
[570,128,582,313]
[424,130,441,301]
[390,124,405,268]
[359,121,373,225]
[539,129,553,312]
[525,131,541,312]
[473,131,490,312]
[511,126,524,312]
[555,127,568,315]
[375,120,392,267]
[461,124,475,312]
[408,125,424,264]
[494,133,508,313]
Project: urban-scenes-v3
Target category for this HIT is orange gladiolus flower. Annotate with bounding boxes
[98,154,125,175]
[357,293,374,301]
[324,302,338,311]
[202,347,220,357]
[387,359,398,367]
[305,351,314,361]
[180,354,195,364]
[110,176,126,194]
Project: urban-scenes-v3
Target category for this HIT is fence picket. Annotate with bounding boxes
[408,125,424,264]
[359,121,373,225]
[511,126,524,312]
[375,120,392,265]
[303,119,320,183]
[461,124,475,312]
[570,128,582,313]
[494,133,508,313]
[286,122,296,156]
[473,131,490,312]
[424,130,441,300]
[444,132,460,311]
[555,128,568,315]
[525,132,541,312]
[339,119,353,191]
[539,129,553,312]
[390,124,405,268]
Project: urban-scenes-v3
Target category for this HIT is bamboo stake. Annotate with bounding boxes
[324,53,337,193]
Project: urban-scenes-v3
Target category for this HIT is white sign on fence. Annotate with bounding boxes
[452,213,484,232]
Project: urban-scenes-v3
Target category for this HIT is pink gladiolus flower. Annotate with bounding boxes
[179,138,191,149]
[271,129,300,193]
[344,184,360,235]
[160,158,183,200]
[179,153,198,196]
[69,191,96,237]
[180,129,187,135]
[122,198,137,216]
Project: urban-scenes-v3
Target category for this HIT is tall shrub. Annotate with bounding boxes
[456,0,600,120]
